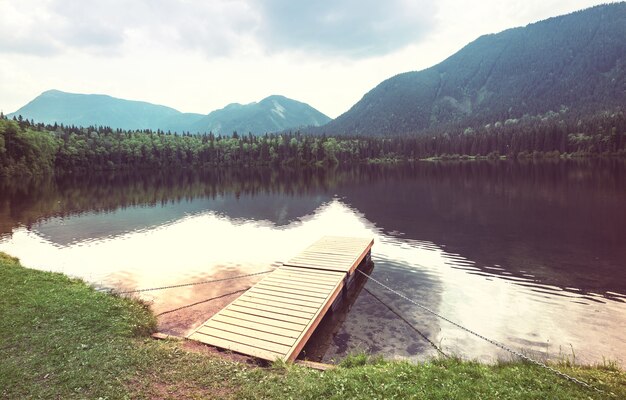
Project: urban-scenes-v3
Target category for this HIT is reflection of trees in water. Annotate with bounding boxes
[1,159,625,295]
[0,167,340,236]
[336,159,626,296]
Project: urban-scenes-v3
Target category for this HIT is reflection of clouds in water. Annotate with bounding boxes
[31,192,333,246]
[0,199,375,290]
[364,237,626,364]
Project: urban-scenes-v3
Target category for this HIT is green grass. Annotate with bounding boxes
[1,252,625,399]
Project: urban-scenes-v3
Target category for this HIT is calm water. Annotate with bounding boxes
[1,161,625,365]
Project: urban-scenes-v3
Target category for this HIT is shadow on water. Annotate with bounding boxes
[336,159,626,298]
[299,258,377,361]
[303,251,446,363]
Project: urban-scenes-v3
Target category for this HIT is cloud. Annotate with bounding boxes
[0,0,125,55]
[0,0,437,58]
[252,0,437,57]
[0,0,257,56]
[0,1,60,55]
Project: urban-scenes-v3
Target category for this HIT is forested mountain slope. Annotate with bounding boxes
[321,3,626,136]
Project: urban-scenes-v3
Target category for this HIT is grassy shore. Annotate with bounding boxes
[1,252,624,399]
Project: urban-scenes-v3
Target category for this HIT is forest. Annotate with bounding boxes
[0,108,625,178]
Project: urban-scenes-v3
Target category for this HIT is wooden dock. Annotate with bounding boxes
[188,236,374,361]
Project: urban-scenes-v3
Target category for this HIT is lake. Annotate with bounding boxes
[1,160,625,365]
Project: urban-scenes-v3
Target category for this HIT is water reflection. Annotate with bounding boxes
[336,160,626,297]
[0,160,625,365]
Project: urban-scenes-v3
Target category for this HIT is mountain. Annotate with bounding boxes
[189,95,331,135]
[7,90,204,131]
[8,90,330,134]
[320,3,626,136]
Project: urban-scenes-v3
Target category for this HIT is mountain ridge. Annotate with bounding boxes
[189,94,331,135]
[8,90,331,135]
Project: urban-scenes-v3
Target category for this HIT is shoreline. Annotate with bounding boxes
[1,251,624,399]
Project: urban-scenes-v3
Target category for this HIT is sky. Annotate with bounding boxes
[0,0,618,118]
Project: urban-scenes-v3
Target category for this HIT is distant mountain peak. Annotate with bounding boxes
[262,94,288,101]
[41,89,63,95]
[194,95,331,134]
[8,90,331,134]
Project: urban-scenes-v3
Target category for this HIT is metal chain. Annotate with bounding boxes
[116,270,273,295]
[357,269,608,396]
[155,288,249,317]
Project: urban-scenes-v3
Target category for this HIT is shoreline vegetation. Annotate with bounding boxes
[1,253,624,399]
[1,109,625,178]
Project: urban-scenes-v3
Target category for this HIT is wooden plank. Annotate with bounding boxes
[293,256,355,263]
[234,298,315,319]
[241,290,326,308]
[262,276,337,290]
[284,263,354,273]
[237,298,315,318]
[269,272,342,285]
[252,283,329,299]
[242,290,323,308]
[189,332,284,360]
[275,269,346,281]
[269,274,341,285]
[288,258,351,268]
[254,280,333,295]
[200,322,296,346]
[228,303,311,325]
[277,266,346,278]
[212,314,302,338]
[194,326,292,354]
[286,260,351,270]
[219,309,306,331]
[305,240,372,252]
[280,264,348,273]
[253,284,328,301]
[296,251,357,259]
[249,287,329,304]
[271,270,345,282]
[237,292,322,315]
[252,282,332,298]
[307,246,371,254]
[239,293,320,313]
[290,259,354,267]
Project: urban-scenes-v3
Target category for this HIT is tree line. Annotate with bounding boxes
[0,108,624,177]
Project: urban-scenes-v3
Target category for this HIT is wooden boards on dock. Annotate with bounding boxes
[188,236,374,361]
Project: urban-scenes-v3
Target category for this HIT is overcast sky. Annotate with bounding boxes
[0,0,617,118]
